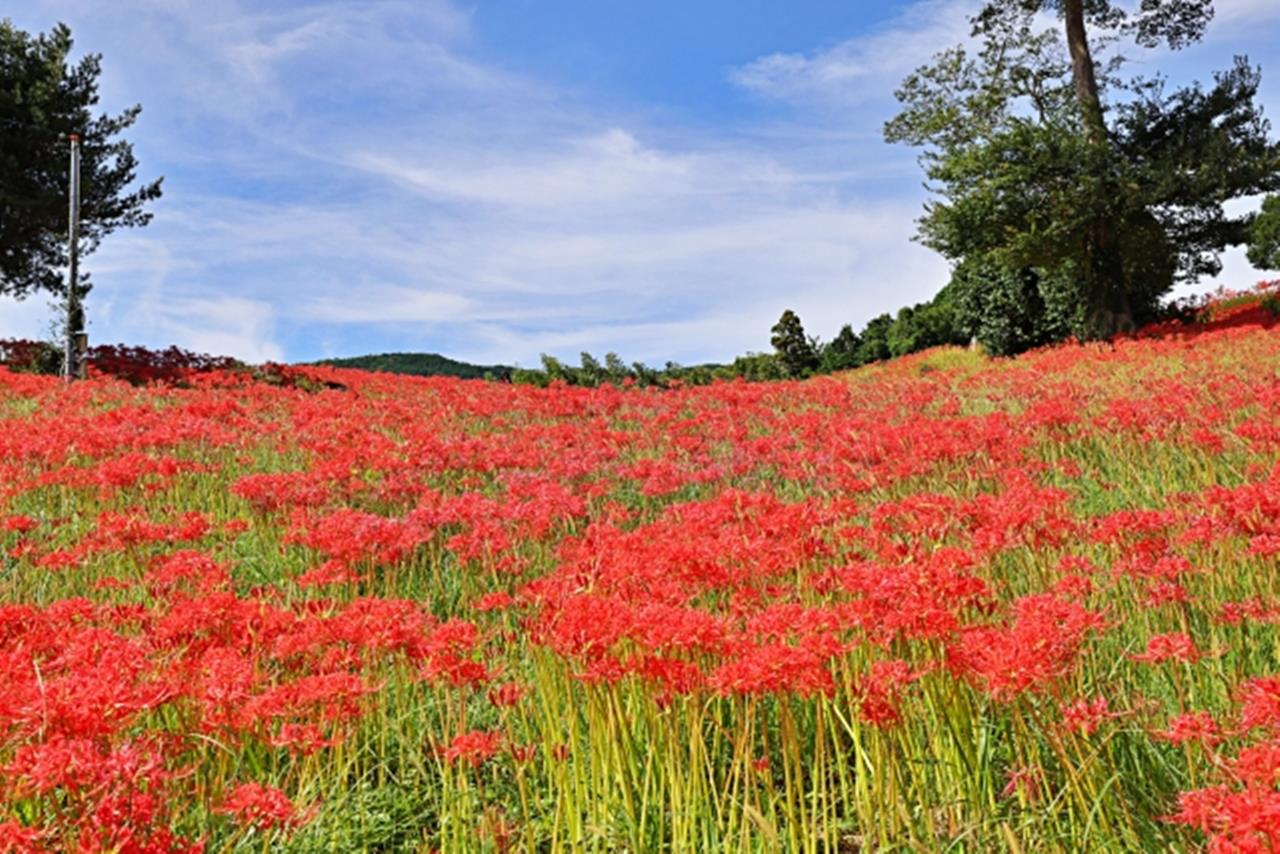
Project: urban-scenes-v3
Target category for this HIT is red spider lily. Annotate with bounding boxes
[709,642,835,698]
[1167,785,1280,852]
[237,672,383,729]
[232,472,337,513]
[1052,573,1094,600]
[1231,740,1280,787]
[416,620,491,688]
[1239,677,1280,733]
[0,820,42,853]
[268,723,336,755]
[1061,696,1117,737]
[217,782,315,830]
[440,730,503,767]
[145,550,229,595]
[294,560,362,589]
[1145,581,1191,608]
[947,594,1105,701]
[630,654,706,703]
[473,591,514,613]
[289,507,435,567]
[1131,632,1202,665]
[853,659,928,729]
[1001,765,1044,802]
[509,743,537,764]
[487,683,526,708]
[1,515,38,534]
[1217,599,1280,627]
[1158,712,1222,746]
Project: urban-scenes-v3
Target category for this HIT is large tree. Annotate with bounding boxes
[886,0,1280,341]
[0,20,161,302]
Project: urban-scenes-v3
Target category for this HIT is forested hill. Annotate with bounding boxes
[316,352,514,380]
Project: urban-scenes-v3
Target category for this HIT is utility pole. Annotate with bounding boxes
[63,133,84,381]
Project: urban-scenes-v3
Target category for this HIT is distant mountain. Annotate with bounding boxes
[317,352,514,381]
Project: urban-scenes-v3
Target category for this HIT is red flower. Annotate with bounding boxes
[0,820,42,853]
[1131,632,1201,665]
[854,659,927,729]
[487,683,526,708]
[440,730,503,767]
[1240,676,1280,732]
[217,782,314,830]
[1061,696,1115,737]
[947,594,1104,701]
[1157,712,1221,746]
[709,642,835,698]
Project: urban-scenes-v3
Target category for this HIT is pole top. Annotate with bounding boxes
[68,133,80,142]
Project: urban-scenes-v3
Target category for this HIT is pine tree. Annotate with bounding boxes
[1,21,162,300]
[770,309,820,378]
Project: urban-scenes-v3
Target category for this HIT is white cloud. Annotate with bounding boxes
[729,0,977,105]
[350,129,704,209]
[302,285,473,324]
[154,297,284,363]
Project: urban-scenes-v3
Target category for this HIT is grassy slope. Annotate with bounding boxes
[1,288,1279,851]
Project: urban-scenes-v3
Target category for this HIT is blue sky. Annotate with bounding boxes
[1,0,1278,366]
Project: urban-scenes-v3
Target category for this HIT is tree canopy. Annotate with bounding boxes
[1249,195,1280,271]
[886,0,1280,344]
[0,20,161,300]
[770,309,820,378]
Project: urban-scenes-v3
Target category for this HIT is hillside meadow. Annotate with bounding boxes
[2,286,1280,852]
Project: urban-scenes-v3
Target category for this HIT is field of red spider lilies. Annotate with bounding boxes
[2,286,1280,853]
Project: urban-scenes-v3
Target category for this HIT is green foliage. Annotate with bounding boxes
[671,363,719,386]
[886,1,1280,343]
[604,352,629,384]
[539,354,572,384]
[886,307,918,359]
[818,324,861,373]
[0,20,162,299]
[728,352,785,381]
[855,314,893,366]
[509,367,549,387]
[886,292,968,358]
[770,309,820,378]
[1249,195,1280,271]
[949,261,1066,357]
[318,352,513,381]
[507,349,787,389]
[631,361,661,387]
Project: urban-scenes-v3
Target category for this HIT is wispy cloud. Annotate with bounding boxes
[302,286,473,324]
[729,0,977,106]
[155,296,284,363]
[1213,0,1280,28]
[348,130,701,209]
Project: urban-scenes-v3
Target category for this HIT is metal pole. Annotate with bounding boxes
[64,133,81,381]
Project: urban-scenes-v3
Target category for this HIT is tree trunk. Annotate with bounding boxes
[1064,0,1131,338]
[1085,217,1138,339]
[1063,0,1108,146]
